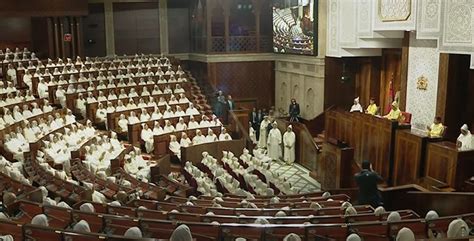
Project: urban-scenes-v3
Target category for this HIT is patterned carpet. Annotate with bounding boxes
[269,160,321,193]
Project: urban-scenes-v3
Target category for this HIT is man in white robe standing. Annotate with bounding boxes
[258,116,270,149]
[267,122,282,161]
[283,125,296,164]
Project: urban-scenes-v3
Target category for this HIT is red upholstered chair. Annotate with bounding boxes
[400,112,412,124]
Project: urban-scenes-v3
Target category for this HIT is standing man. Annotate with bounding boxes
[355,160,383,207]
[267,122,282,161]
[227,95,235,111]
[215,90,226,119]
[289,98,300,122]
[258,116,270,149]
[283,125,296,164]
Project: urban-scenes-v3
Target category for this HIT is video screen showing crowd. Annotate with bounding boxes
[273,0,316,55]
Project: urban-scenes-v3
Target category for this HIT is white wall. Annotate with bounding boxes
[275,56,325,119]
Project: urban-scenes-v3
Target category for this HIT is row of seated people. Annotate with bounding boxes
[0,81,21,94]
[45,78,190,105]
[166,127,232,158]
[0,99,50,129]
[181,149,293,198]
[0,197,199,241]
[20,63,185,78]
[1,109,73,161]
[3,193,472,241]
[17,54,174,70]
[113,106,210,133]
[34,70,188,94]
[76,86,191,109]
[8,53,174,73]
[101,104,190,129]
[0,47,33,62]
[14,57,182,87]
[0,87,35,103]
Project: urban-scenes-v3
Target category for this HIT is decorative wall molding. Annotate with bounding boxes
[378,0,412,22]
[327,0,474,68]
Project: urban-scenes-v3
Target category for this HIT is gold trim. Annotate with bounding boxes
[378,0,412,22]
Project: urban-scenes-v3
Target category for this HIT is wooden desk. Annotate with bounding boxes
[325,110,410,185]
[425,141,474,190]
[317,143,354,189]
[393,129,443,186]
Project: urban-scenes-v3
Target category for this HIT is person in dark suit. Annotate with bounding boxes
[355,160,383,207]
[250,108,258,128]
[227,95,235,111]
[289,98,300,122]
[256,109,263,140]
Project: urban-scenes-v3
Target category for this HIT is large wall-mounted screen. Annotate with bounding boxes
[272,0,317,55]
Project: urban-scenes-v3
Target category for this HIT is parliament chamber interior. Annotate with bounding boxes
[0,0,473,240]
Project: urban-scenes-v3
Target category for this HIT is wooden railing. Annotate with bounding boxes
[301,105,335,138]
[229,109,253,150]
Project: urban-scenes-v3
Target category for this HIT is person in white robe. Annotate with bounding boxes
[175,106,186,117]
[23,71,33,90]
[128,111,140,124]
[153,121,163,135]
[163,106,175,119]
[97,91,107,102]
[186,103,200,115]
[96,103,107,124]
[219,128,232,141]
[22,105,33,120]
[157,97,167,106]
[205,129,218,143]
[350,97,363,113]
[106,102,115,114]
[141,123,154,153]
[3,109,15,125]
[140,109,151,122]
[174,84,185,94]
[152,85,163,95]
[43,100,54,113]
[55,85,66,107]
[200,115,211,128]
[457,124,473,151]
[31,103,42,117]
[115,100,126,112]
[283,125,296,164]
[163,120,175,133]
[107,91,118,100]
[176,117,187,131]
[127,99,138,109]
[169,135,181,158]
[23,122,37,142]
[137,98,147,108]
[151,107,163,120]
[267,122,282,161]
[66,84,76,94]
[193,130,206,145]
[118,114,129,133]
[65,109,76,125]
[169,96,179,105]
[188,116,199,129]
[76,94,87,117]
[178,94,189,103]
[258,116,270,149]
[180,132,192,147]
[12,106,24,122]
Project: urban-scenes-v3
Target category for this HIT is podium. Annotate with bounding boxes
[316,142,355,190]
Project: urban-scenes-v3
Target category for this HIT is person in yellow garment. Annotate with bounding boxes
[365,97,378,115]
[383,101,402,121]
[427,116,445,138]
